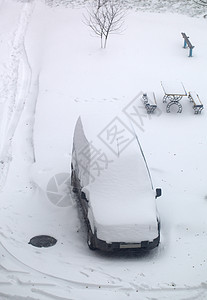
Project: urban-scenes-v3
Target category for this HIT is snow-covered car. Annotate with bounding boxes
[71,114,162,251]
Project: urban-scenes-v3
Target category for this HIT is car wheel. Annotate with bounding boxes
[87,228,96,250]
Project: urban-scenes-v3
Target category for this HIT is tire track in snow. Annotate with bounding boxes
[1,238,207,300]
[0,1,35,190]
[0,240,123,299]
[0,241,65,300]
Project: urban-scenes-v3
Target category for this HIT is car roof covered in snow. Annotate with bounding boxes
[73,111,158,227]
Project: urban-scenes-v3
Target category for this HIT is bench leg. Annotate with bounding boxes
[145,104,151,114]
[184,40,187,48]
[166,101,182,113]
[145,104,157,114]
[188,95,193,103]
[193,106,203,114]
[142,96,148,105]
[163,95,168,103]
[194,108,199,114]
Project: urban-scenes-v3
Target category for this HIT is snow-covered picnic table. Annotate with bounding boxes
[161,81,187,113]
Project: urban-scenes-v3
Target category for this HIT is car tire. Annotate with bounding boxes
[87,228,96,250]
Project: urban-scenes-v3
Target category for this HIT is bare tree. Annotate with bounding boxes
[194,0,207,5]
[84,0,125,49]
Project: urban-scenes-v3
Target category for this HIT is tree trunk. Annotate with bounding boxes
[104,36,108,48]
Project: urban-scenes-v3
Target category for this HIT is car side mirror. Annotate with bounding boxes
[81,191,88,202]
[155,188,162,199]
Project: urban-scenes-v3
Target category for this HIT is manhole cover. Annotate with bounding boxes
[28,235,57,248]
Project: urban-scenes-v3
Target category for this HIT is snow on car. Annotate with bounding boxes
[71,113,162,251]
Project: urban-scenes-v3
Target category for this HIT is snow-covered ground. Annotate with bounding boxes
[0,0,207,299]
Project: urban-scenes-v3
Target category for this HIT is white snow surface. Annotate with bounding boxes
[0,1,207,299]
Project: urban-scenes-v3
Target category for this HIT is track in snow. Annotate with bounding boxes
[0,1,35,190]
[1,238,207,300]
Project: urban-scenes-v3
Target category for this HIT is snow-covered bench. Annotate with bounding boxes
[188,92,204,114]
[181,32,194,57]
[142,92,157,114]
